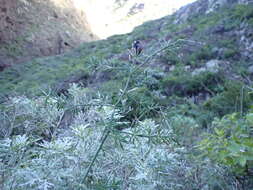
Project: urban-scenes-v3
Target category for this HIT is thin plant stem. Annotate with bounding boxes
[83,129,110,182]
[82,39,186,184]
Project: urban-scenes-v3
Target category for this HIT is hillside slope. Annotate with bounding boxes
[0,0,195,70]
[0,0,253,189]
[1,0,252,98]
[0,0,96,70]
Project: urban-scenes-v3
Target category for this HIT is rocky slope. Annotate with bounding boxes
[1,0,252,96]
[175,0,252,60]
[1,0,253,189]
[0,0,198,71]
[0,0,96,70]
[0,0,200,71]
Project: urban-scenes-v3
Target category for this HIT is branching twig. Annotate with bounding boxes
[113,129,181,145]
[82,39,188,184]
[82,65,133,183]
[83,129,110,182]
[200,82,215,96]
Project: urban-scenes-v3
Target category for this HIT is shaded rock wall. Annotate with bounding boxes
[0,0,97,70]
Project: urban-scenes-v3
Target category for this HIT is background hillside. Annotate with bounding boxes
[0,0,96,70]
[0,0,253,189]
[0,0,195,70]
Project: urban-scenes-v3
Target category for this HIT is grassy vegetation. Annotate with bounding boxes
[0,2,253,190]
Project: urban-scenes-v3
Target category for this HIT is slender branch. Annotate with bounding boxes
[136,38,201,70]
[240,86,244,117]
[65,103,112,111]
[114,129,181,145]
[200,82,215,96]
[82,63,133,183]
[83,129,110,181]
[51,111,66,140]
[82,39,187,184]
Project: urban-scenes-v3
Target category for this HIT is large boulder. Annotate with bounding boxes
[192,60,228,76]
[205,59,221,73]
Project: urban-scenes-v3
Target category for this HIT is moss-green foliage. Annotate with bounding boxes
[100,70,162,122]
[0,34,129,96]
[130,19,162,40]
[189,4,253,33]
[223,48,239,59]
[191,45,215,62]
[181,4,253,62]
[161,16,188,35]
[0,57,89,95]
[204,81,253,117]
[216,39,240,59]
[200,112,253,174]
[232,4,253,21]
[160,5,253,67]
[161,69,223,126]
[162,70,223,96]
[0,41,23,57]
[121,87,158,121]
[190,12,221,31]
[160,50,181,65]
[1,3,251,98]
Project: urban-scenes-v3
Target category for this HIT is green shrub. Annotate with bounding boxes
[204,81,253,117]
[199,112,253,175]
[162,71,222,97]
[1,80,252,189]
[223,48,239,59]
[195,45,215,60]
[160,50,180,65]
[112,86,158,122]
[232,4,253,21]
[190,12,220,31]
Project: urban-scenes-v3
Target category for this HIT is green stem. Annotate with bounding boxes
[82,39,188,184]
[83,129,110,182]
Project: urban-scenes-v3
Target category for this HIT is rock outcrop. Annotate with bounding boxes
[0,0,97,69]
[174,0,252,24]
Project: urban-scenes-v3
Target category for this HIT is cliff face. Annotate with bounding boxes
[0,0,97,70]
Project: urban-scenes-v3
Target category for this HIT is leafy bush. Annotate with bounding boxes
[199,112,253,176]
[232,4,253,21]
[204,81,253,117]
[0,95,64,138]
[1,84,247,190]
[223,48,239,59]
[162,70,222,97]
